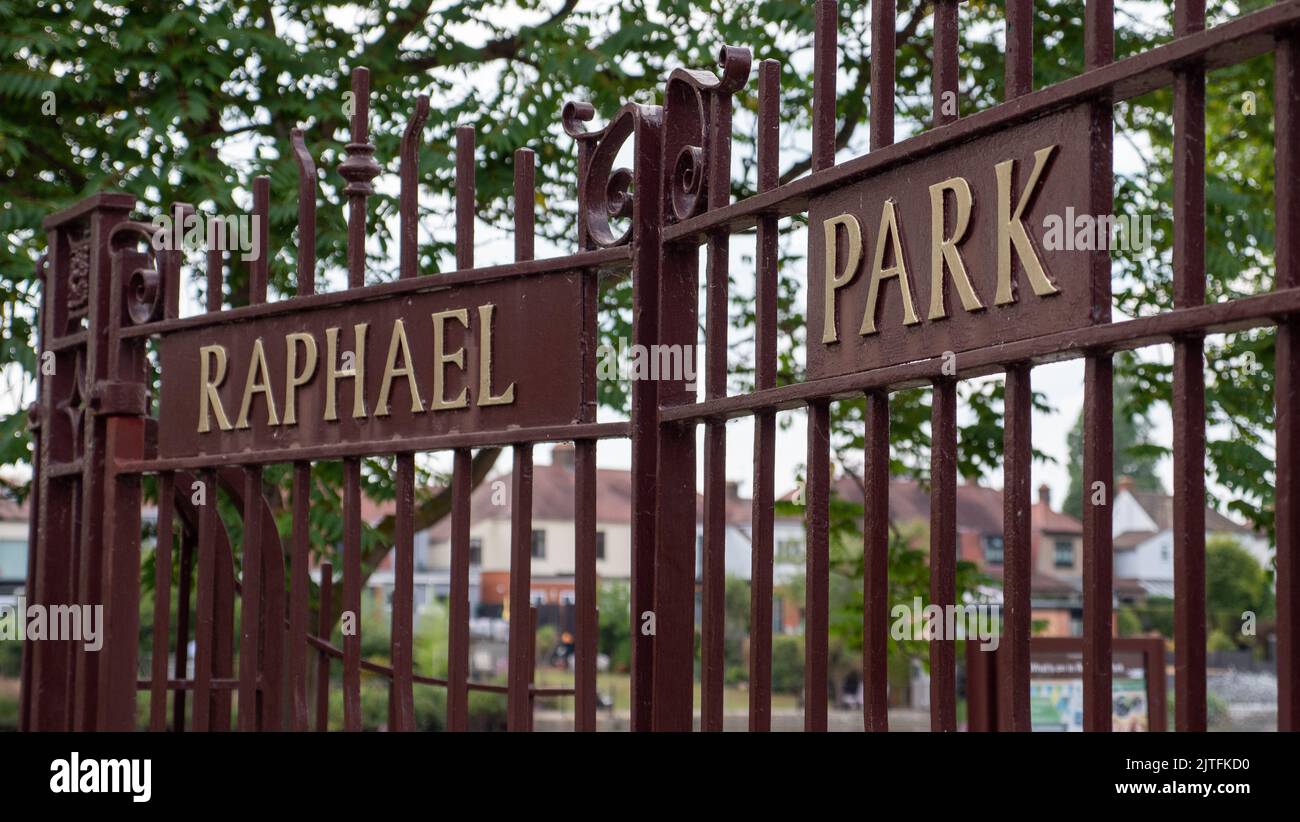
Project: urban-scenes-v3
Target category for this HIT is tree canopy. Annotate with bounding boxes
[0,0,1283,588]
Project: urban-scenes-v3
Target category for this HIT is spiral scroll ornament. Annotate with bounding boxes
[663,45,752,224]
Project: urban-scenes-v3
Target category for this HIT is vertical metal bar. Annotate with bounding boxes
[1005,0,1034,99]
[456,126,475,270]
[1085,0,1115,70]
[206,242,223,313]
[250,176,269,303]
[515,148,535,262]
[749,58,780,732]
[863,0,896,734]
[929,379,957,732]
[997,0,1037,735]
[193,471,217,731]
[100,421,144,731]
[507,445,534,731]
[1275,25,1300,733]
[400,95,429,282]
[291,128,316,297]
[386,95,429,735]
[447,449,472,732]
[863,390,890,731]
[289,134,317,731]
[1082,356,1114,731]
[443,119,477,733]
[574,199,599,730]
[342,67,375,289]
[149,472,174,731]
[1001,365,1032,731]
[1082,0,1116,734]
[701,72,735,733]
[336,66,376,733]
[801,2,837,733]
[289,464,311,731]
[527,606,539,732]
[510,148,538,733]
[1172,0,1207,733]
[575,440,598,731]
[638,106,676,732]
[315,561,333,732]
[238,467,263,731]
[212,525,235,731]
[390,454,416,731]
[342,459,362,731]
[701,425,726,730]
[804,399,831,731]
[239,182,270,731]
[172,530,193,732]
[933,0,960,127]
[812,0,837,172]
[870,0,895,151]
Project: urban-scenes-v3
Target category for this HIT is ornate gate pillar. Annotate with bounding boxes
[24,192,150,730]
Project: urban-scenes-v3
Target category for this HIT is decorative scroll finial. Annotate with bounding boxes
[664,44,752,223]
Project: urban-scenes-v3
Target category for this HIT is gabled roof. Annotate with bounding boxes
[1121,488,1257,536]
[800,476,1015,537]
[426,458,704,540]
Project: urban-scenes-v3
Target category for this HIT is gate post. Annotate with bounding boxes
[26,193,136,729]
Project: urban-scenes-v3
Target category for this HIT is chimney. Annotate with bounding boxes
[1038,483,1052,507]
[1117,475,1135,495]
[726,480,741,500]
[552,443,576,470]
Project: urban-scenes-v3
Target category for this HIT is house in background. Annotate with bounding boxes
[419,444,638,623]
[801,477,1088,637]
[1111,476,1271,601]
[0,494,29,607]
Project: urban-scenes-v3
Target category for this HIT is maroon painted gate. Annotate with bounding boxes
[22,0,1300,732]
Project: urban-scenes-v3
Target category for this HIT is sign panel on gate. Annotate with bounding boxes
[158,271,588,458]
[807,104,1103,379]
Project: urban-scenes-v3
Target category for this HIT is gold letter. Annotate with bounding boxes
[859,198,919,336]
[198,344,232,433]
[477,304,515,406]
[283,332,318,426]
[376,319,424,416]
[995,144,1060,305]
[236,338,280,429]
[324,323,368,421]
[821,214,863,344]
[429,309,469,410]
[928,176,983,320]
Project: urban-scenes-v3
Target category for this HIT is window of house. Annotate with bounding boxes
[560,591,576,606]
[1160,543,1170,562]
[531,530,546,559]
[469,537,482,566]
[1054,540,1075,568]
[776,538,804,564]
[0,539,27,581]
[529,591,547,605]
[983,536,1004,565]
[596,531,606,560]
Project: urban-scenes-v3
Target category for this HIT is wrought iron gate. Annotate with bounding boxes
[22,0,1300,732]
